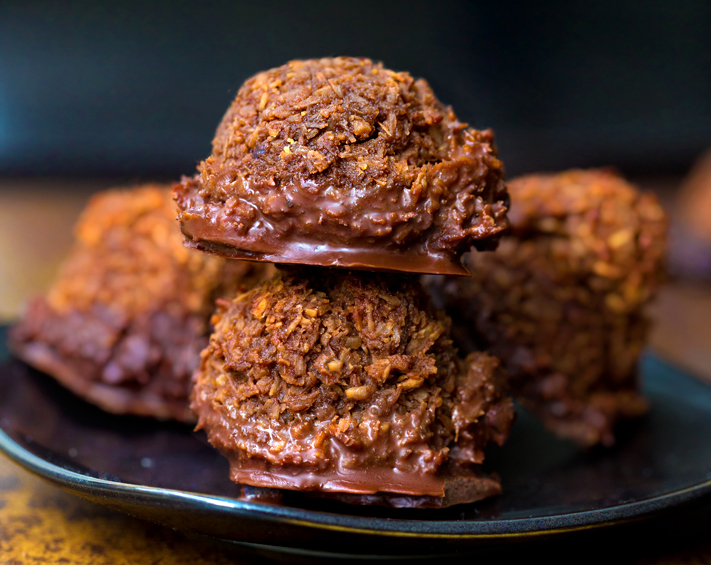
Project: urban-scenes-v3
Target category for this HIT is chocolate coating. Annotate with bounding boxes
[9,186,273,421]
[191,268,513,505]
[175,57,508,274]
[426,169,668,447]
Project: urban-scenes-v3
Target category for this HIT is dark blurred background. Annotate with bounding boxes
[0,0,709,179]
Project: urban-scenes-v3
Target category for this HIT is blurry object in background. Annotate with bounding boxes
[0,179,116,322]
[9,185,272,421]
[426,169,668,447]
[678,150,711,241]
[669,150,711,279]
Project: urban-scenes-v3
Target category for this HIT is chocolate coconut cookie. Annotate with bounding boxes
[427,169,667,446]
[10,185,272,421]
[175,57,508,275]
[192,269,514,508]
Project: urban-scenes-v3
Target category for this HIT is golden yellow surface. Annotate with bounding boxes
[0,457,255,564]
[1,179,711,564]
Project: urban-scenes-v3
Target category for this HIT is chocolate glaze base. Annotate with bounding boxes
[180,217,471,276]
[200,387,503,508]
[229,456,445,496]
[234,464,502,509]
[11,340,193,422]
[311,472,502,509]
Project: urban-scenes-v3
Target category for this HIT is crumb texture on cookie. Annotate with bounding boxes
[192,268,513,502]
[175,57,508,274]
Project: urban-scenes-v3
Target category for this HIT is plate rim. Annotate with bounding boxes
[2,317,711,544]
[2,418,710,541]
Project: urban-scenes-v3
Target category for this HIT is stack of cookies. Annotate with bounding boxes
[175,57,515,508]
[10,57,668,509]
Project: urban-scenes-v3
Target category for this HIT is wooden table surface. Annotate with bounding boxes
[0,179,710,564]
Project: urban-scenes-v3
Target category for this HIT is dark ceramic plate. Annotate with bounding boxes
[1,325,711,558]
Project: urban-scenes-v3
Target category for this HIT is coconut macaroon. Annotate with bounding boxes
[174,57,509,276]
[191,268,514,508]
[10,185,272,421]
[428,169,667,447]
